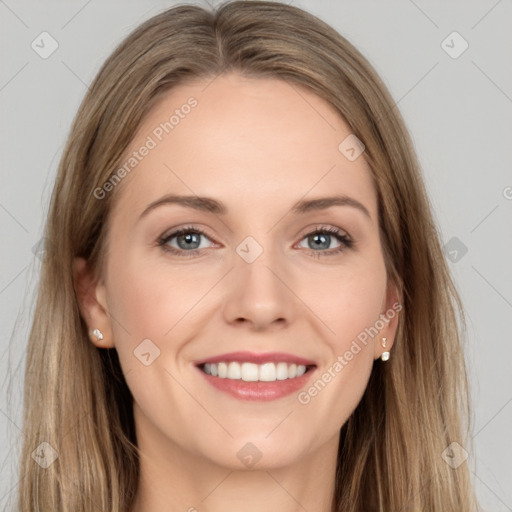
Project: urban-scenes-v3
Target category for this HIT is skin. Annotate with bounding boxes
[74,72,399,512]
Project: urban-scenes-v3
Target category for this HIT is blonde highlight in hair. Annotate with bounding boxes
[17,1,480,510]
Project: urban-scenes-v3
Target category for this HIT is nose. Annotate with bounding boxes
[222,246,296,332]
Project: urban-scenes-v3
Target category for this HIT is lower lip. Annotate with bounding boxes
[196,366,316,401]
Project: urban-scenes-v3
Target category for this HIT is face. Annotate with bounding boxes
[75,72,399,470]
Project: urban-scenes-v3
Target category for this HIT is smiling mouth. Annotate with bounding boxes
[198,361,316,382]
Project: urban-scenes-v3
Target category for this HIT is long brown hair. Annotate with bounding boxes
[17,1,480,510]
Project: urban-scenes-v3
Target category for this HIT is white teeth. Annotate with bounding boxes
[259,362,276,381]
[227,361,241,379]
[241,362,259,382]
[202,361,309,381]
[276,362,288,380]
[218,362,228,378]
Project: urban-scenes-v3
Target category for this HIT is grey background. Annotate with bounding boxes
[1,0,511,510]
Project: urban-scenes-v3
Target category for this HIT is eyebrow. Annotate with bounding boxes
[139,194,371,220]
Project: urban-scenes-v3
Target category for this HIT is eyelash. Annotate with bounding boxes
[157,225,354,259]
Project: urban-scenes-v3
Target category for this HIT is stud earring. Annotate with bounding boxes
[381,337,390,361]
[90,328,104,341]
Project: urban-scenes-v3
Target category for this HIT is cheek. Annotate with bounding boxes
[295,262,386,424]
[104,248,219,369]
[106,245,207,329]
[103,254,213,436]
[307,257,387,352]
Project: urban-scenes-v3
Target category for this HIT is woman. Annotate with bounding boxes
[18,1,480,510]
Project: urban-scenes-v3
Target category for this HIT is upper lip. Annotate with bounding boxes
[194,351,317,367]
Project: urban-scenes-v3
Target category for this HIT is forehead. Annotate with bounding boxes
[110,73,376,222]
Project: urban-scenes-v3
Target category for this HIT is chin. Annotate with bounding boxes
[195,435,310,471]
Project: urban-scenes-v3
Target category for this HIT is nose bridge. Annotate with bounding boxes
[223,232,294,329]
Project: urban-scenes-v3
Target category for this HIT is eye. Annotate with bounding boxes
[296,226,353,258]
[157,225,354,259]
[158,226,214,257]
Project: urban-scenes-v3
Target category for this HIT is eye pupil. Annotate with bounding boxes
[178,232,200,249]
[310,233,329,250]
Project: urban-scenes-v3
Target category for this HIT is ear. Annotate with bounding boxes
[374,277,402,360]
[73,257,115,348]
